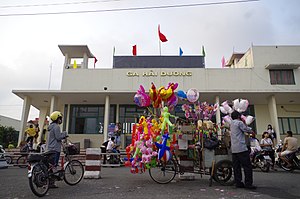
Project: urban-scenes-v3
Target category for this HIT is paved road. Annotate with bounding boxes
[0,166,299,199]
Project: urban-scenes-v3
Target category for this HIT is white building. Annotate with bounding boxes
[13,45,300,148]
[0,115,21,132]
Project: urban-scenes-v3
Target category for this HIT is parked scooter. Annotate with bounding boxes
[0,145,13,164]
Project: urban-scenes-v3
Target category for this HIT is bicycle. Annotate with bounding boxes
[17,144,39,168]
[27,139,84,197]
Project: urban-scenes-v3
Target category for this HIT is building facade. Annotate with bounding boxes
[13,45,300,148]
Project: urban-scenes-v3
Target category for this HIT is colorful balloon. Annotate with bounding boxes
[186,88,199,103]
[177,90,187,100]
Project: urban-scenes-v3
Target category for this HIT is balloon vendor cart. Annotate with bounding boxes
[125,83,253,186]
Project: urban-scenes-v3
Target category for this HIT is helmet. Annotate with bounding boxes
[50,111,63,121]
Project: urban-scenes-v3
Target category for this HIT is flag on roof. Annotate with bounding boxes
[132,45,137,56]
[221,56,226,68]
[158,25,168,42]
[202,45,206,57]
[179,47,183,56]
[94,57,98,68]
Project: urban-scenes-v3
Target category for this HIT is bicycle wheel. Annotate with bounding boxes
[149,159,177,184]
[17,155,28,168]
[5,155,13,164]
[213,160,234,186]
[64,160,84,185]
[28,163,49,197]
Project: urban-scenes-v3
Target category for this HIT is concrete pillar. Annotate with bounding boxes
[267,95,280,144]
[64,53,69,69]
[116,104,119,123]
[103,95,110,141]
[66,104,71,132]
[83,53,88,69]
[37,107,48,143]
[84,148,101,179]
[50,95,57,114]
[215,95,222,138]
[18,96,31,146]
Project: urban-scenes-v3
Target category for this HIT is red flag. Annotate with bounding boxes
[132,45,137,56]
[158,25,168,42]
[94,57,98,68]
[221,56,226,68]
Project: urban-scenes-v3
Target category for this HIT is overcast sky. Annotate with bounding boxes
[0,0,299,120]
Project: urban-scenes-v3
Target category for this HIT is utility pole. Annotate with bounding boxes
[48,63,52,90]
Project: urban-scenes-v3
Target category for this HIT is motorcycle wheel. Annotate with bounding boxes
[5,155,13,164]
[278,159,294,172]
[29,164,49,197]
[259,159,270,172]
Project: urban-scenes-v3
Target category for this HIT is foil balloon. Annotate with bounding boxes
[177,90,187,100]
[167,95,178,111]
[186,88,199,103]
[134,85,150,107]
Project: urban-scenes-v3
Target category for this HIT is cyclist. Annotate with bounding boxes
[46,111,68,188]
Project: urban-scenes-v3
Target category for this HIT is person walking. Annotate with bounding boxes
[46,111,68,188]
[267,124,277,146]
[230,111,256,189]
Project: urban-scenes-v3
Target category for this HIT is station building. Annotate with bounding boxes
[13,45,300,148]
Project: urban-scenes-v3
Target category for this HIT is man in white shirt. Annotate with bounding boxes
[106,137,117,153]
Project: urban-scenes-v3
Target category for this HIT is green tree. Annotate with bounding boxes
[0,125,18,148]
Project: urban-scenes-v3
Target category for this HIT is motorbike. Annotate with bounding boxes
[276,146,300,172]
[250,150,271,172]
[0,145,13,164]
[106,145,122,165]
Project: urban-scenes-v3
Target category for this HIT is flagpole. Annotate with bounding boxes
[159,39,161,56]
[48,63,52,90]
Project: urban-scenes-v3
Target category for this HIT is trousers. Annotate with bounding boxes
[232,150,253,186]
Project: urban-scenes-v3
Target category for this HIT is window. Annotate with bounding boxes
[269,69,295,85]
[119,105,148,134]
[69,105,116,134]
[278,117,300,135]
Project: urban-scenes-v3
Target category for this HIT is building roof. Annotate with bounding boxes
[226,53,245,66]
[58,45,95,58]
[113,56,205,68]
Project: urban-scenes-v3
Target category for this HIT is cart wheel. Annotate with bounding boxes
[213,160,234,186]
[149,159,177,184]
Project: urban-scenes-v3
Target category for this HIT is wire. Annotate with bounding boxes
[0,0,259,17]
[0,0,121,9]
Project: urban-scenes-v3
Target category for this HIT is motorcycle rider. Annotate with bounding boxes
[279,130,298,167]
[106,137,121,163]
[260,131,276,170]
[249,133,261,163]
[46,111,68,188]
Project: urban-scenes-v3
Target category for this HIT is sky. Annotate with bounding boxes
[0,0,299,121]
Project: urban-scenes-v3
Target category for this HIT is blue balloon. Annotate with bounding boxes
[177,90,187,100]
